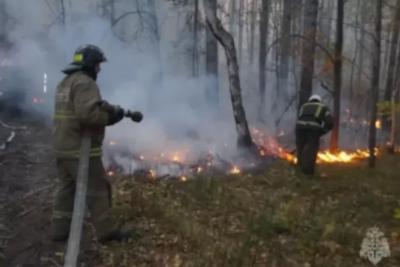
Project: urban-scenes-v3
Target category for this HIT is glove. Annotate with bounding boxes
[108,105,124,125]
[128,111,143,123]
[98,100,114,112]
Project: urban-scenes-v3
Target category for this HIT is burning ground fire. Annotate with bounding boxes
[105,127,381,180]
[251,127,380,164]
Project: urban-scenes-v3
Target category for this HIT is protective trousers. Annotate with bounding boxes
[296,128,321,175]
[51,157,113,241]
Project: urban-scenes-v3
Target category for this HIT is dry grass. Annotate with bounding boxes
[93,154,400,267]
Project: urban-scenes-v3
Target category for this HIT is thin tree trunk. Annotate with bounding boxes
[147,0,163,85]
[298,0,319,109]
[258,0,269,121]
[204,0,254,149]
[229,0,237,36]
[330,0,344,152]
[388,35,400,152]
[110,0,116,26]
[238,0,244,63]
[357,2,367,118]
[382,28,392,92]
[0,0,8,43]
[206,0,219,107]
[278,0,292,105]
[350,0,362,105]
[192,0,200,77]
[369,0,382,168]
[249,0,257,64]
[60,0,66,26]
[388,88,399,152]
[383,0,400,132]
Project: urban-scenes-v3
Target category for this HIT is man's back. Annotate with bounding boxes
[53,71,109,159]
[297,101,333,134]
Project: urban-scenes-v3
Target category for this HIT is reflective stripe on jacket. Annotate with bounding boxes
[296,101,333,132]
[53,71,109,159]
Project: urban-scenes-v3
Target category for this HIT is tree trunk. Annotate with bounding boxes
[349,0,362,105]
[0,0,11,45]
[60,0,66,26]
[388,88,399,152]
[383,0,400,132]
[206,0,219,107]
[229,0,237,36]
[357,7,366,89]
[147,0,163,85]
[369,0,382,168]
[110,0,116,26]
[388,34,400,152]
[319,0,333,45]
[204,0,254,149]
[192,0,200,77]
[238,0,244,63]
[258,0,269,121]
[278,0,292,106]
[249,0,257,64]
[298,0,319,109]
[330,0,344,152]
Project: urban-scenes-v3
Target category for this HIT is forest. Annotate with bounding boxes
[0,0,400,266]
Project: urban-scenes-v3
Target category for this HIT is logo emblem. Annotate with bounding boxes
[360,227,390,265]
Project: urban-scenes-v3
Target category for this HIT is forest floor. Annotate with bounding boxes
[1,115,400,267]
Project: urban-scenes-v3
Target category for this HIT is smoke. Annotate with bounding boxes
[2,0,264,173]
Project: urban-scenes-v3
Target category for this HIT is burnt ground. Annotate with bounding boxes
[0,115,58,267]
[0,114,400,267]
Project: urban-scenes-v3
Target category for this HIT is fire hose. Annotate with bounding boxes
[63,132,91,267]
[0,131,16,151]
[63,109,142,267]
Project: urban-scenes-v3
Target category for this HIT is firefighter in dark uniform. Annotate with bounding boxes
[296,94,333,175]
[51,44,143,243]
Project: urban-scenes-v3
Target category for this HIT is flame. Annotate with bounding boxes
[375,120,382,129]
[251,127,379,164]
[280,149,378,164]
[229,166,241,174]
[149,169,157,178]
[172,155,181,162]
[109,140,117,146]
[106,127,383,179]
[196,166,203,173]
[316,149,377,163]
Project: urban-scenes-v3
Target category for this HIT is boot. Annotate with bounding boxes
[98,226,139,244]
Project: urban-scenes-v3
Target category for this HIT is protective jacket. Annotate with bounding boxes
[53,71,109,158]
[296,101,334,133]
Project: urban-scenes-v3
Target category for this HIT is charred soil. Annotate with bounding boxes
[1,116,400,266]
[0,115,57,267]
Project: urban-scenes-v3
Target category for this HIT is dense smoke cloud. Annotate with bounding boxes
[2,0,254,172]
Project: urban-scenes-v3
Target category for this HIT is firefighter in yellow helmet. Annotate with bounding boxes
[51,44,143,243]
[296,94,333,175]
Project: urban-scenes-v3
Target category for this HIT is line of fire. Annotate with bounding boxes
[1,0,400,266]
[0,21,399,183]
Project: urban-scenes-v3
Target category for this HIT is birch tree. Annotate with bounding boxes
[203,0,254,149]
